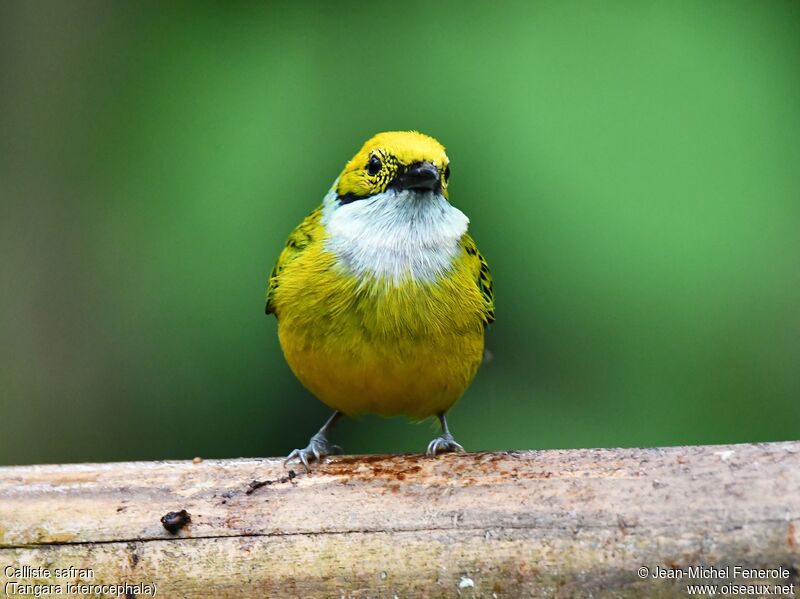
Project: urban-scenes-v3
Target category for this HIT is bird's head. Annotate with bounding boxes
[321,131,468,283]
[334,131,451,203]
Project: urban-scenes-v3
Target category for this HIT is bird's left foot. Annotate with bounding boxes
[426,432,465,456]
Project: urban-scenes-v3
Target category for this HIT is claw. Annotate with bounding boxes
[285,432,342,470]
[426,432,465,456]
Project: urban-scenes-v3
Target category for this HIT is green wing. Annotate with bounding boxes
[461,234,495,326]
[265,206,322,317]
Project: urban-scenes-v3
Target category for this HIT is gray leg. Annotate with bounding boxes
[426,412,465,456]
[286,411,343,470]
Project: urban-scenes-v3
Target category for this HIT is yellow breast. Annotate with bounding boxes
[272,225,486,420]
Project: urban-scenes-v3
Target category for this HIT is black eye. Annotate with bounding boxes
[444,164,451,182]
[367,155,381,176]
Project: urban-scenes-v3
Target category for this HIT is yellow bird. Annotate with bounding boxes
[266,131,494,467]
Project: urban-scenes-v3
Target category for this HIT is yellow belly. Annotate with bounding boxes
[273,244,486,419]
[280,326,483,418]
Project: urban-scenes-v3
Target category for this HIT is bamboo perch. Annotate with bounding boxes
[1,442,799,598]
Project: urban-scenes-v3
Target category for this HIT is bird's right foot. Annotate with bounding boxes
[285,432,342,470]
[426,431,465,456]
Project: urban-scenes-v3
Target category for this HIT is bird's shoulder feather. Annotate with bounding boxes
[266,205,323,316]
[460,233,495,325]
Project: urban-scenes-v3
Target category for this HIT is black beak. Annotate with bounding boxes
[391,161,441,193]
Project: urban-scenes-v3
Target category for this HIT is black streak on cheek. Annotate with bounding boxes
[337,193,363,205]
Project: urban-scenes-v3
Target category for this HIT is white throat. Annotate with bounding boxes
[321,184,469,284]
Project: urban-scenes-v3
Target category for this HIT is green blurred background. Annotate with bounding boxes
[1,1,798,466]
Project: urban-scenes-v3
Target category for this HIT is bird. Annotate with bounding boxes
[265,131,494,468]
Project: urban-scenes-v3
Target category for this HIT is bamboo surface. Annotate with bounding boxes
[1,442,799,598]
